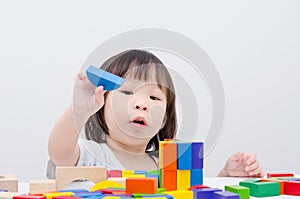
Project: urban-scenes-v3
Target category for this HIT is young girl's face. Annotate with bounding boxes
[104,74,167,147]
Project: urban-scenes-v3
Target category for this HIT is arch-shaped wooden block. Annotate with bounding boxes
[0,174,18,192]
[55,167,106,190]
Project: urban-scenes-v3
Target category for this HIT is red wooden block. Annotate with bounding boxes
[267,173,294,178]
[188,185,210,190]
[108,170,122,177]
[285,181,300,196]
[126,178,157,194]
[13,195,46,199]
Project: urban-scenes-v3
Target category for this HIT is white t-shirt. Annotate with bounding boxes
[47,139,159,179]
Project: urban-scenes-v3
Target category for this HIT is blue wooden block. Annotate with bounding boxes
[213,191,240,199]
[192,142,204,169]
[193,188,222,199]
[58,189,89,192]
[73,192,103,198]
[190,169,203,186]
[86,65,125,90]
[177,142,192,170]
[134,170,147,175]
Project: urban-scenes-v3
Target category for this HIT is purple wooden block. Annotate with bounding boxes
[213,191,240,199]
[0,189,8,192]
[193,188,222,199]
[192,142,204,169]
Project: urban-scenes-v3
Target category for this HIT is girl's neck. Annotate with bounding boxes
[106,135,147,154]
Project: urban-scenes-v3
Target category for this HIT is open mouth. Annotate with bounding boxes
[132,117,147,127]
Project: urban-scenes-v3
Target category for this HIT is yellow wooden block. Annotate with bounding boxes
[90,180,124,191]
[102,197,121,199]
[177,170,190,190]
[0,174,18,192]
[121,170,134,178]
[43,192,73,199]
[107,177,126,187]
[163,190,193,199]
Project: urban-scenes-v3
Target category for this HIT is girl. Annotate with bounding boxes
[47,49,263,178]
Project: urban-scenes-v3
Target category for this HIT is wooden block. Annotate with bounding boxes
[250,182,280,197]
[285,181,300,196]
[161,170,177,191]
[190,169,203,186]
[13,195,46,199]
[43,192,73,199]
[0,175,18,192]
[159,141,177,170]
[107,178,126,187]
[225,185,250,199]
[260,179,285,195]
[192,142,204,169]
[107,170,122,178]
[29,180,56,193]
[126,178,157,194]
[213,191,240,199]
[55,167,106,190]
[90,180,124,191]
[121,170,134,178]
[177,142,192,170]
[193,188,222,199]
[188,185,209,191]
[239,179,260,195]
[177,170,190,190]
[267,172,294,178]
[163,190,193,199]
[0,192,19,199]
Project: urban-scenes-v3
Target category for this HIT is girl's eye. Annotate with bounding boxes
[121,91,133,95]
[150,96,160,101]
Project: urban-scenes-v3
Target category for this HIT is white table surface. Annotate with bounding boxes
[18,177,299,199]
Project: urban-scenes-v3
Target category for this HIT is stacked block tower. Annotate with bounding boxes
[159,140,204,190]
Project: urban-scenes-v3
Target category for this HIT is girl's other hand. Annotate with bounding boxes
[218,152,264,177]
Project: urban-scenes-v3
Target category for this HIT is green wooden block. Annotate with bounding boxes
[157,187,167,193]
[239,179,260,195]
[225,185,250,199]
[251,182,280,197]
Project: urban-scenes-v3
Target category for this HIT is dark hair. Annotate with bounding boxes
[84,49,177,151]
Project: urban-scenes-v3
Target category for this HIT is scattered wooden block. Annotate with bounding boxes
[126,178,157,194]
[285,181,300,196]
[225,185,250,199]
[267,172,294,178]
[0,192,19,199]
[29,180,56,193]
[0,175,18,192]
[55,167,106,190]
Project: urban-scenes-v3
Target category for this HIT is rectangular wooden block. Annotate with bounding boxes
[190,169,203,186]
[284,181,300,196]
[29,180,56,193]
[159,141,177,170]
[251,182,280,197]
[163,190,193,199]
[192,142,204,169]
[267,172,294,178]
[126,178,157,194]
[177,142,192,170]
[177,170,190,190]
[161,170,177,191]
[0,175,18,192]
[260,179,284,195]
[193,188,222,199]
[213,191,240,199]
[225,185,250,199]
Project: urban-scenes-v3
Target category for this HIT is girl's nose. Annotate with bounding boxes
[135,105,148,111]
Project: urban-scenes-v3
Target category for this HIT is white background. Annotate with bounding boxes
[0,0,299,181]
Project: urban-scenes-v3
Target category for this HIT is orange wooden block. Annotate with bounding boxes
[126,178,157,194]
[162,170,177,191]
[160,142,177,170]
[260,179,285,195]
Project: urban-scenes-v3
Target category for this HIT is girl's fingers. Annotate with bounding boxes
[248,167,263,177]
[245,161,259,172]
[230,152,243,161]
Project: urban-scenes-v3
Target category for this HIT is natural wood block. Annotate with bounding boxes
[0,192,19,199]
[29,180,56,193]
[0,175,18,192]
[55,167,106,190]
